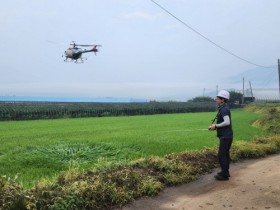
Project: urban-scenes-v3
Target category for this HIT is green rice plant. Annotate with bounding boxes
[0,110,266,188]
[1,105,280,209]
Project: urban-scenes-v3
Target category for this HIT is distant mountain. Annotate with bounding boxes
[228,66,280,99]
[228,66,278,88]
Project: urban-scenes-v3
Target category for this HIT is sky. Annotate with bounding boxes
[1,0,280,101]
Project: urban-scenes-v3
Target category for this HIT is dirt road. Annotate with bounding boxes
[123,154,280,210]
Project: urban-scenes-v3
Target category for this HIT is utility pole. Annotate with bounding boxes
[278,59,280,98]
[249,80,254,101]
[242,77,245,104]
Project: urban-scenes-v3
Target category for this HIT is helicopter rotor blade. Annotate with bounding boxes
[70,44,101,47]
[79,44,93,46]
[70,44,93,47]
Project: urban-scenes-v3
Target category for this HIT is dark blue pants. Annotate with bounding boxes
[218,137,233,176]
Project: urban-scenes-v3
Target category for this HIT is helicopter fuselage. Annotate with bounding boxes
[65,48,82,60]
[63,43,101,63]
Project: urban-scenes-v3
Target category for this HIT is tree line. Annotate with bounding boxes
[0,101,218,121]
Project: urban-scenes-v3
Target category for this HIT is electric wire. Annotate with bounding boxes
[151,0,275,69]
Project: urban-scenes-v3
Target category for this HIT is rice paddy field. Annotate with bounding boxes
[0,110,266,188]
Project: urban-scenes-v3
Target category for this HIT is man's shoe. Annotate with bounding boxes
[218,172,230,177]
[214,174,229,181]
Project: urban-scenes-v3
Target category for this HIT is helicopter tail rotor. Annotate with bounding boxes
[90,45,102,55]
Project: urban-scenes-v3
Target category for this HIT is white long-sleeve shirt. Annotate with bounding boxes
[216,115,230,128]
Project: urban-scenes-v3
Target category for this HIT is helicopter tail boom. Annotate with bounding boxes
[81,45,101,55]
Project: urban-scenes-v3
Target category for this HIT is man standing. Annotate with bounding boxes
[209,90,233,180]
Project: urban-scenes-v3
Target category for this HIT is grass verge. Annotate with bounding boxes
[1,135,280,210]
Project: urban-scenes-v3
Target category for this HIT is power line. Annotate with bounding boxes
[151,0,275,68]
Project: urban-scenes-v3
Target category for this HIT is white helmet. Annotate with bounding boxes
[217,90,230,100]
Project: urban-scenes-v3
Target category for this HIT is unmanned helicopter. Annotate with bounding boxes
[63,42,101,63]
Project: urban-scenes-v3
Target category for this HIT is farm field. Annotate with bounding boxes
[0,110,266,188]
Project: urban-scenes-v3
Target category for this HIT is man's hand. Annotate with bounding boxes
[208,124,216,131]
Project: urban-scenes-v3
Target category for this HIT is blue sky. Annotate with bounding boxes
[1,0,279,101]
